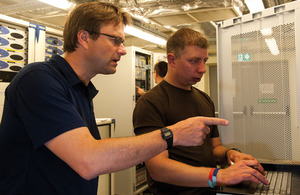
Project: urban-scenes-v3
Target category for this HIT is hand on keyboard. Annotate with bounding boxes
[226,150,266,176]
[216,160,270,186]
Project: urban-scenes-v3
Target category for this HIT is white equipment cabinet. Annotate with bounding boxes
[96,118,115,195]
[92,46,153,195]
[217,1,300,162]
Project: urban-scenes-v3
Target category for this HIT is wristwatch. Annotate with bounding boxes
[161,127,173,150]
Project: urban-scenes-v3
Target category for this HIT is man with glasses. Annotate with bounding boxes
[0,2,229,195]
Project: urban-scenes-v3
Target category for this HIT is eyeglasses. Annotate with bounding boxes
[96,32,124,46]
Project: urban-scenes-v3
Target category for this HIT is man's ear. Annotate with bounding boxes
[153,70,157,78]
[167,53,176,68]
[78,30,89,45]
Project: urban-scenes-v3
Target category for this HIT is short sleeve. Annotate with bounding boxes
[12,69,86,149]
[133,95,166,135]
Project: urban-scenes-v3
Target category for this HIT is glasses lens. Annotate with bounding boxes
[115,37,124,46]
[97,32,124,46]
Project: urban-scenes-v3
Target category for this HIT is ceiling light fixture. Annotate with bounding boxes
[261,28,273,36]
[124,25,167,46]
[38,0,75,10]
[245,0,265,13]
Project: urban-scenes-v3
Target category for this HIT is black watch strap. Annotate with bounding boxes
[225,148,241,159]
[161,127,173,150]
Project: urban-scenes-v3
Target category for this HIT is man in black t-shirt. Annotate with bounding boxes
[133,27,269,195]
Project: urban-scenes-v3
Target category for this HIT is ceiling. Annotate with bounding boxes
[0,0,295,54]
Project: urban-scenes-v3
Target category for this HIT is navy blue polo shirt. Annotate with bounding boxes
[0,55,100,195]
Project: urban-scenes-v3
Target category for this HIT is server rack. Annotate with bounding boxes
[0,15,64,122]
[0,16,29,121]
[0,21,27,82]
[217,0,300,162]
[92,46,153,195]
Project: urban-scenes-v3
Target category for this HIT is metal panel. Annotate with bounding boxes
[217,0,300,162]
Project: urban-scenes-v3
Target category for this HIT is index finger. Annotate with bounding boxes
[202,117,229,126]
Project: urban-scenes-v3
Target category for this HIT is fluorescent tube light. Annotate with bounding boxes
[124,26,167,46]
[265,38,279,56]
[38,0,74,10]
[245,0,265,13]
[233,5,243,16]
[210,21,217,28]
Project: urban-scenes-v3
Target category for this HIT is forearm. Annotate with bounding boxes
[213,145,228,165]
[146,155,212,187]
[46,116,229,180]
[147,157,269,188]
[89,131,167,176]
[46,127,167,180]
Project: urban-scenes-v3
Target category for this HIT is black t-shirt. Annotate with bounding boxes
[133,80,218,195]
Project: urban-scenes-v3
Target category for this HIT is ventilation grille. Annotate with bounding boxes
[231,23,299,161]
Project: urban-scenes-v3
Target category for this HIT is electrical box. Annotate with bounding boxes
[45,33,64,61]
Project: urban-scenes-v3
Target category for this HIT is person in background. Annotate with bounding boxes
[133,27,269,195]
[0,3,230,195]
[136,61,168,95]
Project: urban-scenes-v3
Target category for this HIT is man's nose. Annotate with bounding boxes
[118,43,127,56]
[197,63,206,73]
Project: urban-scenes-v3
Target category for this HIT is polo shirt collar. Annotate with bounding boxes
[50,55,82,86]
[50,55,98,99]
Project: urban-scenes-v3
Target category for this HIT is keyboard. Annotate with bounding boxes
[242,171,292,195]
[214,163,300,195]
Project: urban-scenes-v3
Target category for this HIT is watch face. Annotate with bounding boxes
[161,128,173,150]
[162,128,173,139]
[164,131,172,137]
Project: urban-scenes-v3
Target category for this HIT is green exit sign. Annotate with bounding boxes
[257,98,277,104]
[237,54,251,62]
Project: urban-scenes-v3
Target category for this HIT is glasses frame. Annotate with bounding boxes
[96,32,124,46]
